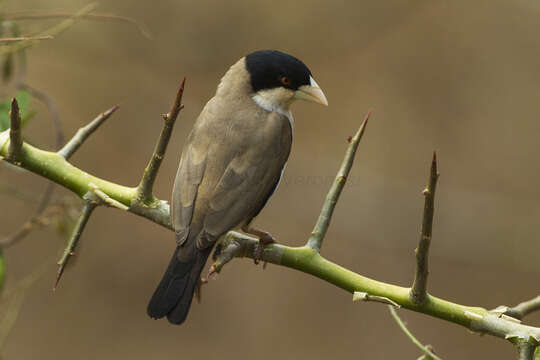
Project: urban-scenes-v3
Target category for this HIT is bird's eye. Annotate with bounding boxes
[280,76,291,85]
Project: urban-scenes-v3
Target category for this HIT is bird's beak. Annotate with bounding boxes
[294,76,328,106]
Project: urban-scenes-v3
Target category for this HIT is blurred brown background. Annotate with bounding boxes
[1,0,540,359]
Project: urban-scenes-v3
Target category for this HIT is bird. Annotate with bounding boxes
[147,49,328,325]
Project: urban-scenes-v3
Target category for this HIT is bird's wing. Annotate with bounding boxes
[198,113,292,249]
[198,152,282,249]
[171,137,207,245]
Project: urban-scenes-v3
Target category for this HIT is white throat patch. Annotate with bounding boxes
[251,88,294,126]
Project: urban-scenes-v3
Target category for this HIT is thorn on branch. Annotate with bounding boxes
[88,183,128,210]
[306,110,370,252]
[58,104,119,159]
[54,197,97,290]
[410,151,440,305]
[136,78,186,204]
[353,291,401,308]
[388,306,443,360]
[7,98,23,162]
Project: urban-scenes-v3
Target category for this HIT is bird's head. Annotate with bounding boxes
[244,50,328,115]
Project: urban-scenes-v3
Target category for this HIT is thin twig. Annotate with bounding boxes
[3,11,152,39]
[0,258,51,350]
[499,296,540,321]
[353,291,401,308]
[0,184,39,203]
[410,151,439,305]
[0,203,66,247]
[7,98,22,162]
[416,346,436,360]
[0,3,98,55]
[58,104,119,159]
[306,111,370,252]
[388,306,443,360]
[136,78,185,204]
[54,197,97,290]
[0,35,54,43]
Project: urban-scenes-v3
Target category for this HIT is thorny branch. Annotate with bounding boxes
[1,87,539,358]
[306,111,369,252]
[410,151,439,305]
[54,195,97,289]
[6,98,22,161]
[58,104,119,159]
[136,77,185,204]
[54,81,183,287]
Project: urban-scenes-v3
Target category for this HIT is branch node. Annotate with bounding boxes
[410,151,439,305]
[58,104,119,159]
[209,237,243,275]
[306,110,370,252]
[7,98,23,162]
[135,78,186,204]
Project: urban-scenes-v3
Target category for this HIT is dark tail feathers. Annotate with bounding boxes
[147,245,211,324]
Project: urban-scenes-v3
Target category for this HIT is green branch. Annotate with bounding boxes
[135,78,185,204]
[411,151,439,305]
[1,92,539,358]
[306,111,369,252]
[55,195,97,289]
[58,104,119,159]
[502,296,540,321]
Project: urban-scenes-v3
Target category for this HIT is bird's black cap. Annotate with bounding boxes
[245,50,312,93]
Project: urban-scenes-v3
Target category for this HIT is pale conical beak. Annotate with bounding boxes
[294,76,328,106]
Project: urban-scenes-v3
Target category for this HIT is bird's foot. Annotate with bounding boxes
[241,226,276,265]
[201,264,218,283]
[196,264,219,303]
